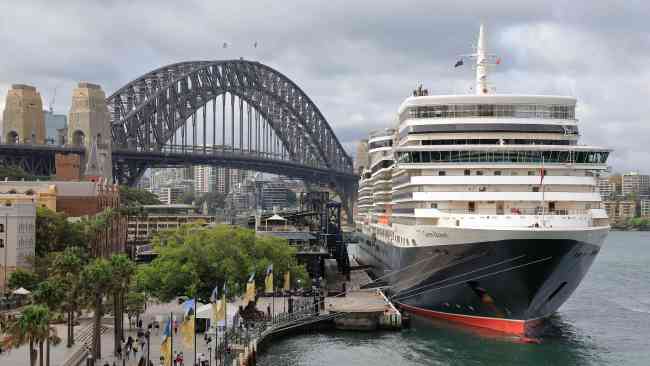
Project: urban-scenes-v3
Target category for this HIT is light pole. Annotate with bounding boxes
[2,214,7,299]
[208,346,212,366]
[145,329,150,366]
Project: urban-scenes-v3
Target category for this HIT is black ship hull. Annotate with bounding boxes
[355,231,604,335]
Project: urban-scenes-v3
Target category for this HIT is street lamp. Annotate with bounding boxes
[208,346,212,366]
[145,329,151,366]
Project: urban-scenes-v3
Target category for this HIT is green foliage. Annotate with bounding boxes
[33,279,66,311]
[628,217,650,229]
[125,291,146,319]
[195,191,226,213]
[137,224,309,303]
[1,304,60,366]
[180,191,196,205]
[35,207,86,257]
[0,166,46,181]
[8,268,40,291]
[119,186,161,206]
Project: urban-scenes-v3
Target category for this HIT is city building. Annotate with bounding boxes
[44,109,67,145]
[641,199,650,217]
[262,179,289,210]
[0,199,36,294]
[127,204,216,245]
[193,165,216,194]
[156,187,187,205]
[597,177,617,200]
[622,172,650,198]
[354,139,369,174]
[2,84,46,144]
[0,180,125,257]
[602,200,637,223]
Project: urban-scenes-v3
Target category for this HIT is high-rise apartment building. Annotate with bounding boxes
[622,172,650,198]
[640,200,650,217]
[193,165,216,194]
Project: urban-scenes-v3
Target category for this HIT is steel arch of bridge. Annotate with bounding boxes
[107,60,354,185]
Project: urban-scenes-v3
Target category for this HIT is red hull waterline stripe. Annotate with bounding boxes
[400,303,528,335]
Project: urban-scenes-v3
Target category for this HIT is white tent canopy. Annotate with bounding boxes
[12,287,31,295]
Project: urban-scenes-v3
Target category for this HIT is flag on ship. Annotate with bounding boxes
[454,59,464,67]
[265,264,274,294]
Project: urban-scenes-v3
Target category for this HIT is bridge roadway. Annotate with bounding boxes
[0,142,357,187]
[112,145,357,186]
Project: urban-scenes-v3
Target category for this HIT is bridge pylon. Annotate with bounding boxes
[2,84,46,145]
[67,82,113,182]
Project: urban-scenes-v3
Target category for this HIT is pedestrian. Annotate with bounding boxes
[133,343,139,359]
[140,337,146,354]
[138,318,143,329]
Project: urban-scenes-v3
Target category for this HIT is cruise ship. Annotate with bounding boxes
[355,25,611,336]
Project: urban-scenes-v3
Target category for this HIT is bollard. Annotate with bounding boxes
[86,355,94,366]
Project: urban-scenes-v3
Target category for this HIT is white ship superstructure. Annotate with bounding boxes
[355,25,612,336]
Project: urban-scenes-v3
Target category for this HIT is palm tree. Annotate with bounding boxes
[49,248,84,347]
[1,305,59,366]
[80,258,114,359]
[33,279,65,366]
[109,254,135,357]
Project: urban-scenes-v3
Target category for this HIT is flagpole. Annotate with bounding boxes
[170,312,173,366]
[194,298,197,366]
[541,154,545,226]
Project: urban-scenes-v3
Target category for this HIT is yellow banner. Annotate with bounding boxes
[265,273,274,294]
[213,298,226,321]
[180,315,195,348]
[160,337,172,366]
[283,271,290,291]
[244,281,256,305]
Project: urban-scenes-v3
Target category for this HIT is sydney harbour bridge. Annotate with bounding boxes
[0,60,358,217]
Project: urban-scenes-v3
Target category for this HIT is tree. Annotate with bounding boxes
[137,224,309,303]
[1,305,60,366]
[119,186,161,206]
[8,268,40,291]
[180,191,196,205]
[0,166,42,181]
[125,291,146,326]
[33,280,65,366]
[48,248,85,347]
[195,191,226,213]
[108,254,135,356]
[35,207,86,257]
[79,258,114,359]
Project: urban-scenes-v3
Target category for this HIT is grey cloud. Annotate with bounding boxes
[0,0,648,172]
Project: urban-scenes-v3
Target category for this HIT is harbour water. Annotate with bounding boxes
[258,231,650,366]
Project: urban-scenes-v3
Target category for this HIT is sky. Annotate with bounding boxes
[0,0,648,173]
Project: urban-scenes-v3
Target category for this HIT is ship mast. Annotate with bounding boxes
[476,24,489,95]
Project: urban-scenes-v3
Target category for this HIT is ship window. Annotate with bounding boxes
[528,171,536,176]
[475,171,484,176]
[532,187,540,192]
[438,171,446,176]
[464,169,471,176]
[494,171,502,176]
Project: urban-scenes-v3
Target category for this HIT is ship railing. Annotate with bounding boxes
[430,208,593,216]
